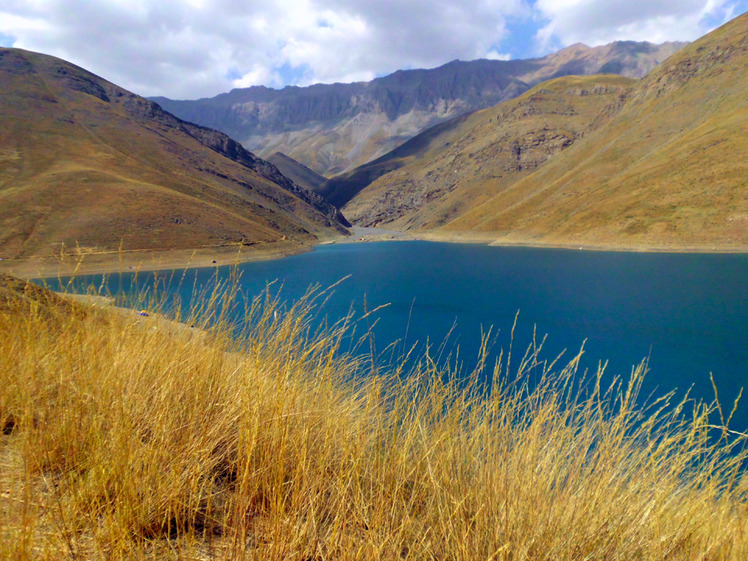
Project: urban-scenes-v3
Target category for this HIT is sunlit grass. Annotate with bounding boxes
[1,274,746,560]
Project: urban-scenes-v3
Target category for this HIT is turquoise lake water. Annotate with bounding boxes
[50,241,748,431]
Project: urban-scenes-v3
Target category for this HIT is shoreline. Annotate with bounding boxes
[3,228,746,280]
[414,231,748,255]
[0,240,316,280]
[331,227,748,255]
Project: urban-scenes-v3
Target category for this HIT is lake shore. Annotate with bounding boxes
[0,240,317,280]
[330,227,748,254]
[3,226,745,280]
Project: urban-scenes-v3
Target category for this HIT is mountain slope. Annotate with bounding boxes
[340,13,747,250]
[267,152,328,194]
[152,41,684,176]
[318,111,478,209]
[443,13,748,249]
[336,74,635,224]
[0,48,348,262]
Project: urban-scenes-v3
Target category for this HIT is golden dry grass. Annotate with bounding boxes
[1,276,746,560]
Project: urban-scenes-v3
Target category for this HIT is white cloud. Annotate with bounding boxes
[0,0,525,98]
[485,50,511,61]
[533,0,743,52]
[0,0,745,99]
[231,65,283,91]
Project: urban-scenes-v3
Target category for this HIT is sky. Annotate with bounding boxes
[1,0,745,100]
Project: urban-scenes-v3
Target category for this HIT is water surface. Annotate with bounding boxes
[53,241,748,430]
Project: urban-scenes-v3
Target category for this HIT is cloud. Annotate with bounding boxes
[485,50,511,61]
[0,0,526,98]
[1,0,745,99]
[533,0,743,52]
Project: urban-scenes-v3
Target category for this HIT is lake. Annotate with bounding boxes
[50,241,748,431]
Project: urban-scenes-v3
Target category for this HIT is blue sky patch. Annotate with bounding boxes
[0,32,16,47]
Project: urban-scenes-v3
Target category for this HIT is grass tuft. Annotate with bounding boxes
[1,275,746,559]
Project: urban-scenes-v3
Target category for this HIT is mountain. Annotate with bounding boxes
[151,41,684,177]
[317,111,479,209]
[267,152,328,194]
[0,48,348,263]
[339,13,748,250]
[338,74,636,228]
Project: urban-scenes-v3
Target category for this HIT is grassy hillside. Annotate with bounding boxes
[1,274,746,559]
[339,13,747,250]
[340,74,635,229]
[0,49,347,265]
[444,13,748,249]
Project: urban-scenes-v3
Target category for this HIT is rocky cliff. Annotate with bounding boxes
[151,41,684,176]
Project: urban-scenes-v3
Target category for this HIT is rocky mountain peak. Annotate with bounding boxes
[151,40,686,177]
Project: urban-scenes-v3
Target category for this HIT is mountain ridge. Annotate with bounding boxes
[338,13,747,250]
[0,47,348,265]
[267,152,328,194]
[151,40,685,176]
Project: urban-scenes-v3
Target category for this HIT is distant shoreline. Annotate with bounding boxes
[0,241,316,280]
[415,231,748,255]
[2,227,746,280]
[329,227,748,254]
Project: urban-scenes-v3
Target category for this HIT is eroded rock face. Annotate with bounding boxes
[340,76,635,230]
[151,41,684,176]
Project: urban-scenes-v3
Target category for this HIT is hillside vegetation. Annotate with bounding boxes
[0,48,347,266]
[1,274,746,560]
[338,13,747,251]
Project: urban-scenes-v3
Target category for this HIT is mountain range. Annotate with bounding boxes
[151,41,685,177]
[0,48,348,264]
[331,74,636,226]
[332,12,748,250]
[1,12,745,265]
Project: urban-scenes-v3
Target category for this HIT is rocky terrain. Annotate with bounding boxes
[336,13,747,251]
[267,152,328,194]
[151,41,684,176]
[338,75,636,229]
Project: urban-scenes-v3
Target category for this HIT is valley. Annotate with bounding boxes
[1,13,745,279]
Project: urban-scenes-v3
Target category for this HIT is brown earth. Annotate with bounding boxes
[0,239,319,280]
[339,13,748,251]
[0,48,348,272]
